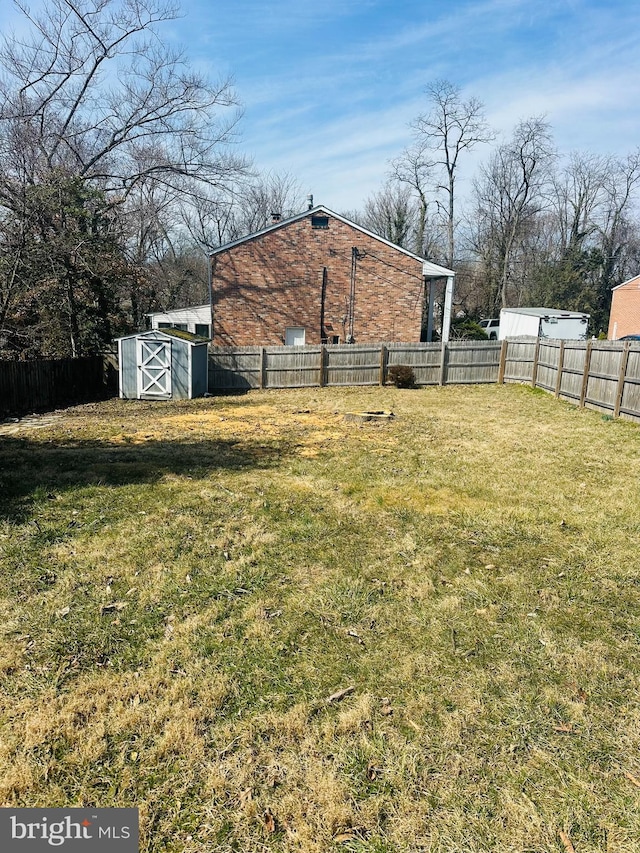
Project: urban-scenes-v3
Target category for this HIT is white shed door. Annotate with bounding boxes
[137,338,172,398]
[285,327,306,346]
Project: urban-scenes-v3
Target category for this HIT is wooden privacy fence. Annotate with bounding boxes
[3,339,640,424]
[502,338,640,423]
[0,356,112,417]
[209,341,503,391]
[209,338,640,424]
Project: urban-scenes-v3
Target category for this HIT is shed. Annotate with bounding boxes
[117,329,209,400]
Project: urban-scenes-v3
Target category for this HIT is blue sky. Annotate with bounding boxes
[3,0,640,211]
[171,0,640,210]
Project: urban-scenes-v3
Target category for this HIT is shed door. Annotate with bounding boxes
[137,338,172,398]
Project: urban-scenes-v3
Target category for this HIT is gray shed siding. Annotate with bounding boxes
[171,339,190,399]
[118,336,139,399]
[191,344,209,397]
[117,330,208,400]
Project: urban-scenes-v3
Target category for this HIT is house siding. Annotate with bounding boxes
[211,212,426,346]
[608,275,640,339]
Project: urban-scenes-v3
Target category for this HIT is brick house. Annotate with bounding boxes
[608,275,640,339]
[202,205,455,346]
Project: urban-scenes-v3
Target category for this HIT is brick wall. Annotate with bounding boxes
[211,212,426,345]
[608,275,640,339]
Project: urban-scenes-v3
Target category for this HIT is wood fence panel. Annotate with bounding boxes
[534,341,560,393]
[557,342,586,403]
[616,345,640,423]
[502,339,536,383]
[0,356,106,416]
[208,347,262,390]
[325,345,381,386]
[387,342,441,385]
[264,346,323,388]
[583,343,622,414]
[444,341,501,384]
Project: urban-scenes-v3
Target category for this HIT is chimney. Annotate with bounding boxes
[307,194,314,210]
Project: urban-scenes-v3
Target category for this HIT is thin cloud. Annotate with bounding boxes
[3,0,640,212]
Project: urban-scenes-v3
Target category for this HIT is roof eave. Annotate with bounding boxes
[612,273,640,291]
[209,204,455,275]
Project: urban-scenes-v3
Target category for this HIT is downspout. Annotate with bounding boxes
[320,266,328,343]
[348,248,357,343]
[348,248,365,343]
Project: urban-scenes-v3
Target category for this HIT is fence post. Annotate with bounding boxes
[614,342,631,418]
[439,341,447,386]
[259,347,266,389]
[579,340,593,408]
[498,340,508,384]
[531,338,541,387]
[319,345,327,387]
[379,344,387,386]
[554,341,565,398]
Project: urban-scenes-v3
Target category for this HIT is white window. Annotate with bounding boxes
[285,327,306,346]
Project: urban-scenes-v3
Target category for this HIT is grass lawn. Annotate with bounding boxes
[1,384,640,852]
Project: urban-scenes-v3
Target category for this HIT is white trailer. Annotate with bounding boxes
[498,308,589,340]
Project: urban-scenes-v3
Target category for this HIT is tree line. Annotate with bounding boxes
[0,0,304,359]
[1,2,638,359]
[351,81,640,336]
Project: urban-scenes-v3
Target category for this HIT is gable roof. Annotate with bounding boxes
[612,274,640,291]
[209,205,455,279]
[117,328,209,345]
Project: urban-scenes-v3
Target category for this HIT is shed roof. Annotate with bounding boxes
[501,307,589,319]
[117,328,210,345]
[209,204,455,279]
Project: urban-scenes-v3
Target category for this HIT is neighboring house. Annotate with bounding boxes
[148,205,455,346]
[146,305,212,339]
[608,275,640,339]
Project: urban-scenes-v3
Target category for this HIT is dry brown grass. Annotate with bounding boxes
[1,384,640,852]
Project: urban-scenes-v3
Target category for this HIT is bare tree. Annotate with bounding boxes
[390,141,435,256]
[552,153,610,253]
[0,0,245,202]
[0,0,247,355]
[528,149,640,329]
[472,117,555,311]
[233,172,305,235]
[359,183,417,248]
[597,150,640,289]
[406,80,494,267]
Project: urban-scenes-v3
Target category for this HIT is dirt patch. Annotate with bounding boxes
[0,413,64,435]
